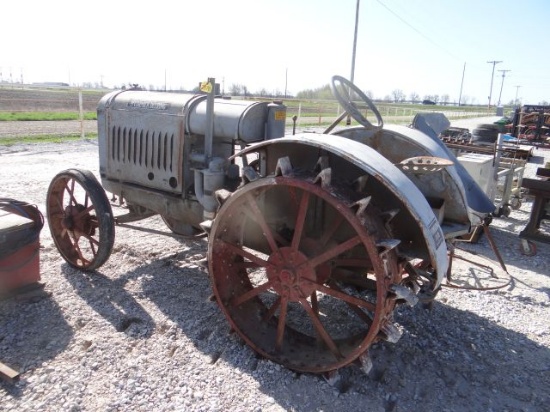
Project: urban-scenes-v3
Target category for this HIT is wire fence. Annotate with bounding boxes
[287,100,496,127]
[0,85,499,139]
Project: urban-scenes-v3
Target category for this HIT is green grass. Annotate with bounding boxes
[0,133,98,146]
[0,111,97,121]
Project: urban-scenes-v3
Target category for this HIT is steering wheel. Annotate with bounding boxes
[330,75,383,129]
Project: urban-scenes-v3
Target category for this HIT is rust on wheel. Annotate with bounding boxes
[47,169,114,271]
[208,163,402,373]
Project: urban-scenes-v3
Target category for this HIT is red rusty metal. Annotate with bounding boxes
[46,169,114,270]
[208,173,401,373]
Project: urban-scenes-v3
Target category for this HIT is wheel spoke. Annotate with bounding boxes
[66,178,78,207]
[319,213,344,247]
[74,204,94,220]
[54,195,64,213]
[70,233,92,266]
[217,239,270,268]
[243,206,289,246]
[291,191,310,251]
[298,297,343,360]
[315,283,376,312]
[307,235,362,268]
[275,296,288,352]
[231,280,273,307]
[326,280,374,325]
[286,185,300,208]
[245,194,280,253]
[262,296,281,321]
[81,232,100,247]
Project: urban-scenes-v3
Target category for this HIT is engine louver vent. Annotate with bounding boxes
[110,126,174,172]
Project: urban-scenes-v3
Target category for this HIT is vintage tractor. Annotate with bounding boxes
[46,76,495,374]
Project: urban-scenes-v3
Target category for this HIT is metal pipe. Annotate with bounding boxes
[347,0,360,126]
[204,77,215,160]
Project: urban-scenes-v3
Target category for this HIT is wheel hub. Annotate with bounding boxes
[267,247,330,302]
[62,205,93,235]
[267,247,316,301]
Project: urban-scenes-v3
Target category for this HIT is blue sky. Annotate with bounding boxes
[2,0,549,105]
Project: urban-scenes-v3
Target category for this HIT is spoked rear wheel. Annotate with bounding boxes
[47,169,114,271]
[208,168,402,373]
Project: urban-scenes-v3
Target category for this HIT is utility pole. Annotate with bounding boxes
[284,68,288,99]
[487,60,502,108]
[347,0,360,125]
[514,85,521,105]
[497,69,511,106]
[458,62,466,106]
[350,0,360,84]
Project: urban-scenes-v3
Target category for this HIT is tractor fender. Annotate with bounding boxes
[232,133,449,287]
[334,125,495,226]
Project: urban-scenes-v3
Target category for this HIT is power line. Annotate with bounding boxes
[487,60,502,108]
[497,69,511,106]
[374,0,461,60]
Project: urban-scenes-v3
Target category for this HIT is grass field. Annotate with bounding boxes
[0,84,500,128]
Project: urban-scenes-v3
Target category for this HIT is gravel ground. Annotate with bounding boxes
[0,124,549,411]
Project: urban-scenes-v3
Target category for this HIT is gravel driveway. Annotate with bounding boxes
[0,126,549,411]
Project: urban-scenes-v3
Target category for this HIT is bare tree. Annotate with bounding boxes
[441,94,450,105]
[256,88,268,97]
[391,89,405,103]
[229,84,243,96]
[409,91,420,103]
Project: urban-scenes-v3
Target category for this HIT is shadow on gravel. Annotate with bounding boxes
[124,253,550,412]
[62,264,155,338]
[0,293,72,396]
[137,253,230,346]
[458,223,549,281]
[353,300,550,412]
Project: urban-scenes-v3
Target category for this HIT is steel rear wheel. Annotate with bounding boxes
[47,169,114,271]
[208,167,402,373]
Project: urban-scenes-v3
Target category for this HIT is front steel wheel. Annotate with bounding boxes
[47,169,115,270]
[208,169,401,373]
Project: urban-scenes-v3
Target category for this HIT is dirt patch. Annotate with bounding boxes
[0,87,103,112]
